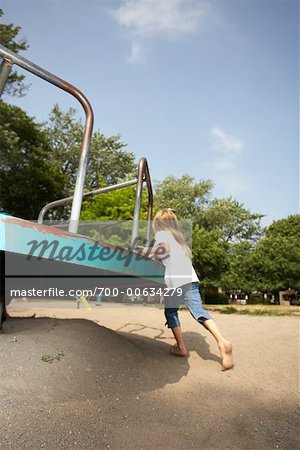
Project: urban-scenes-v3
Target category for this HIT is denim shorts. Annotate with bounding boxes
[164,282,212,328]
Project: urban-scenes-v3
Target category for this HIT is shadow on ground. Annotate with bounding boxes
[0,317,298,449]
[115,322,221,364]
[1,317,190,402]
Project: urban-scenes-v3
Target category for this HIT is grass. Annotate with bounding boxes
[154,303,299,316]
[41,349,65,363]
[205,304,299,316]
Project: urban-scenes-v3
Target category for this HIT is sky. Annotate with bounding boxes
[1,0,299,225]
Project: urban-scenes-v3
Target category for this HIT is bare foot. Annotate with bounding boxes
[219,340,234,371]
[170,344,188,357]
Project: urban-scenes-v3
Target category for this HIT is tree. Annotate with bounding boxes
[192,226,229,288]
[0,101,66,219]
[0,9,29,96]
[0,102,137,222]
[199,198,263,244]
[40,105,137,220]
[265,215,300,240]
[154,175,213,219]
[153,175,264,289]
[198,198,263,291]
[246,215,300,293]
[44,105,136,193]
[220,241,253,291]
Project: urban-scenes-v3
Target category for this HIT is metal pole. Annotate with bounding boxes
[38,179,137,224]
[0,58,12,97]
[0,45,94,234]
[144,159,153,243]
[131,158,153,247]
[131,160,144,248]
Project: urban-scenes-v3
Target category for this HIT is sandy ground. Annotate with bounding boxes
[0,302,299,449]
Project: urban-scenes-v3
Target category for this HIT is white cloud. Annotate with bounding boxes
[210,126,244,172]
[111,0,210,38]
[210,126,244,153]
[209,126,248,195]
[125,40,144,63]
[109,0,215,62]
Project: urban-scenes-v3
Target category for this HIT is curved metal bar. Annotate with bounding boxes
[0,58,12,96]
[0,44,94,234]
[38,157,154,246]
[38,179,137,224]
[131,157,153,247]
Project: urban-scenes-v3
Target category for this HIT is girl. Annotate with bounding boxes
[139,208,233,371]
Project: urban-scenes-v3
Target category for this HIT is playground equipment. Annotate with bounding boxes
[0,45,165,328]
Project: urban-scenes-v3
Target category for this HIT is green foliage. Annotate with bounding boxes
[219,306,237,314]
[0,102,137,222]
[195,199,263,290]
[217,306,295,316]
[81,182,148,221]
[203,292,229,305]
[44,105,136,193]
[192,226,229,288]
[0,9,29,96]
[154,175,213,219]
[80,181,149,245]
[0,100,66,219]
[220,241,253,291]
[206,304,298,316]
[0,84,296,294]
[41,349,64,364]
[247,297,270,305]
[237,309,293,316]
[266,215,300,239]
[89,131,135,189]
[247,215,300,292]
[154,175,264,290]
[199,197,263,243]
[41,105,136,220]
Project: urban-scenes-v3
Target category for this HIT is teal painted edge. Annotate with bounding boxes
[0,214,165,283]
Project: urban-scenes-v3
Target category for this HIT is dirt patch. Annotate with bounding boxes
[0,307,299,449]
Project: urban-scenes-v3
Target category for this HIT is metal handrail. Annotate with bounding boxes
[0,44,94,234]
[37,157,154,245]
[131,157,153,247]
[0,46,154,244]
[0,59,12,96]
[37,179,137,223]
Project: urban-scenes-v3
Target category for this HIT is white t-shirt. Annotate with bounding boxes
[154,230,199,289]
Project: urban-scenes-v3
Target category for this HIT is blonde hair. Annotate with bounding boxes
[153,209,192,259]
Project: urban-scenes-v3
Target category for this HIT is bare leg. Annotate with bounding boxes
[203,319,234,370]
[170,326,188,356]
